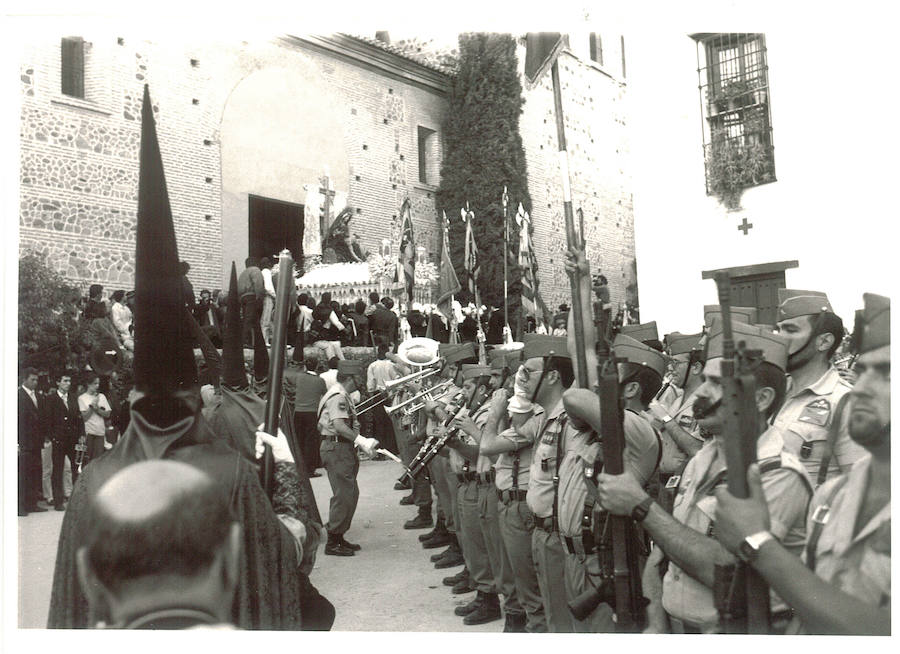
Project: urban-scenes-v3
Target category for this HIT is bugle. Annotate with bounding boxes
[354,366,441,416]
[385,378,454,417]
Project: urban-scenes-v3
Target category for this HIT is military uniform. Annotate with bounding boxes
[774,290,866,486]
[318,361,363,538]
[657,332,705,484]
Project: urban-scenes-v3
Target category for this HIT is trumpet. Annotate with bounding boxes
[354,365,441,416]
[385,378,454,417]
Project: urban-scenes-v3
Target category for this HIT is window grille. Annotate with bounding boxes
[694,33,776,200]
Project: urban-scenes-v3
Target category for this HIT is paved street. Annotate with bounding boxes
[18,457,500,632]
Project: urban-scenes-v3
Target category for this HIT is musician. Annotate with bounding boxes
[45,372,83,511]
[772,289,866,487]
[713,293,890,635]
[595,322,812,634]
[318,359,379,557]
[367,344,401,455]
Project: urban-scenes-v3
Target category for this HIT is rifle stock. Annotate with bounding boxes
[712,272,770,634]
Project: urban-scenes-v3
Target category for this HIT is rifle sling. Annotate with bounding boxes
[805,475,849,571]
[815,392,851,487]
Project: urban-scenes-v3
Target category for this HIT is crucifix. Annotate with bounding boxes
[737,217,754,235]
[318,173,336,242]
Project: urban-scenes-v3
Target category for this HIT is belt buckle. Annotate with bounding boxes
[810,504,831,525]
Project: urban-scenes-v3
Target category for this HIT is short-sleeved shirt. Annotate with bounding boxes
[526,398,575,519]
[658,390,704,474]
[78,392,110,436]
[494,405,545,492]
[317,385,355,437]
[774,366,866,486]
[367,359,400,393]
[804,454,890,620]
[661,426,812,628]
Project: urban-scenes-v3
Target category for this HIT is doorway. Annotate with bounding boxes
[248,195,304,262]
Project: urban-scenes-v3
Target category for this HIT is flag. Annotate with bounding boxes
[524,33,567,84]
[461,205,479,296]
[516,203,552,330]
[435,211,461,321]
[397,198,415,305]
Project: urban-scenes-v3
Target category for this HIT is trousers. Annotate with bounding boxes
[320,439,359,535]
[478,483,523,616]
[532,527,576,632]
[428,456,457,532]
[563,548,615,632]
[294,412,322,472]
[51,441,77,507]
[498,498,547,632]
[457,480,495,593]
[372,406,398,455]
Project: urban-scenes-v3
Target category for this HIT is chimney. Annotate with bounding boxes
[375,31,390,44]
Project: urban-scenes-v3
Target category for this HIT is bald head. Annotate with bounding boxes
[86,460,233,594]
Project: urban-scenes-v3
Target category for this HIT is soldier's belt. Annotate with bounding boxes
[534,515,555,532]
[478,470,496,485]
[499,489,528,504]
[456,471,480,484]
[563,530,596,557]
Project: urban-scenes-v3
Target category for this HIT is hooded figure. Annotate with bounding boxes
[48,86,314,630]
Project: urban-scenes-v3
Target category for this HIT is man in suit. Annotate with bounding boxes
[369,296,399,347]
[18,367,45,516]
[45,372,83,511]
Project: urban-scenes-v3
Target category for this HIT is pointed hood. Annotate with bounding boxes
[222,262,249,389]
[133,84,197,394]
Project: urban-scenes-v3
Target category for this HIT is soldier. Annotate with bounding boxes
[714,293,890,635]
[595,321,813,633]
[480,335,574,633]
[646,331,706,511]
[561,334,664,632]
[773,289,866,486]
[620,321,663,352]
[318,359,379,556]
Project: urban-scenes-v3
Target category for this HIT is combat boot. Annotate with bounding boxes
[502,612,527,632]
[452,575,476,594]
[418,515,445,542]
[454,591,484,616]
[434,542,465,569]
[404,505,433,530]
[430,536,460,561]
[399,493,414,505]
[324,532,355,557]
[442,566,469,587]
[394,479,412,491]
[422,525,454,549]
[463,592,501,625]
[340,535,361,551]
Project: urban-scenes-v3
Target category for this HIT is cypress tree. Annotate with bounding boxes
[436,33,531,315]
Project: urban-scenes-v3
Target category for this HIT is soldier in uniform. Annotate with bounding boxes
[713,293,890,635]
[318,359,379,557]
[773,289,866,487]
[561,334,664,632]
[620,321,663,352]
[595,321,813,633]
[480,335,574,633]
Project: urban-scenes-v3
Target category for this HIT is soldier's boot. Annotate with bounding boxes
[434,539,465,569]
[394,479,412,491]
[452,575,476,595]
[502,611,527,632]
[339,535,361,551]
[419,515,445,543]
[324,532,355,557]
[430,535,460,561]
[454,591,485,616]
[399,492,415,505]
[404,506,433,530]
[442,566,469,587]
[463,592,501,625]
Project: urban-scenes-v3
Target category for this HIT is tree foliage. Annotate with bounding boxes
[18,252,86,375]
[436,33,532,312]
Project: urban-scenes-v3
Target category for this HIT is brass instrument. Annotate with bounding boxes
[354,365,441,416]
[385,378,454,417]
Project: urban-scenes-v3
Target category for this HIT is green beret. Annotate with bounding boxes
[613,334,666,378]
[777,289,833,321]
[522,334,569,360]
[445,342,477,365]
[705,320,791,372]
[461,364,492,380]
[704,305,758,328]
[337,360,364,376]
[665,332,703,356]
[859,293,890,353]
[620,321,659,344]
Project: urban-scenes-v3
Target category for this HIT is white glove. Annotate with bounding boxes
[354,435,379,456]
[255,424,295,464]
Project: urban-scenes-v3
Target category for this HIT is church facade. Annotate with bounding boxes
[18,32,637,314]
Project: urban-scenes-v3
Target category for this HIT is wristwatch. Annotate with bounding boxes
[738,530,774,562]
[661,414,673,427]
[630,497,654,523]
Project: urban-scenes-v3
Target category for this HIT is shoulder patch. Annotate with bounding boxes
[336,399,349,412]
[799,398,831,426]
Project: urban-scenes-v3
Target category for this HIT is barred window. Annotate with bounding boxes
[693,33,775,205]
[61,37,85,98]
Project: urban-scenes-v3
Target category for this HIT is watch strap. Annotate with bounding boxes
[631,497,654,523]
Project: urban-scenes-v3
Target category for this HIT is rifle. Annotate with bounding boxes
[711,272,770,634]
[261,249,294,499]
[397,387,467,485]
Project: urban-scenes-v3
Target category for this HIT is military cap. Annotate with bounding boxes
[777,289,833,321]
[490,357,506,371]
[665,332,703,357]
[488,348,506,364]
[620,321,659,344]
[438,343,459,356]
[522,334,569,360]
[461,364,492,380]
[337,360,364,376]
[858,293,890,353]
[445,342,477,365]
[705,320,791,372]
[704,305,758,328]
[613,334,666,378]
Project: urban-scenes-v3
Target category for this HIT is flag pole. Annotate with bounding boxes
[550,59,589,388]
[502,186,509,340]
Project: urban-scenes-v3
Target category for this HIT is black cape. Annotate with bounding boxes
[47,410,304,630]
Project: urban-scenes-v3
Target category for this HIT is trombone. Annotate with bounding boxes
[354,366,441,416]
[385,378,455,417]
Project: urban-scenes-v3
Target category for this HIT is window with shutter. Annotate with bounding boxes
[61,36,85,99]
